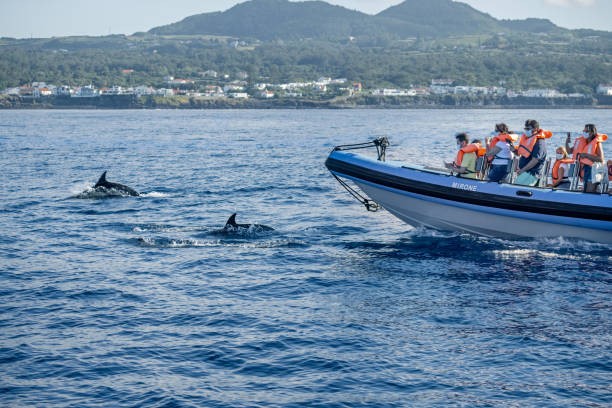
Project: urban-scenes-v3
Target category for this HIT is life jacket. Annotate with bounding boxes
[454,142,483,167]
[489,133,517,149]
[571,136,588,161]
[551,158,574,184]
[517,129,552,158]
[578,134,607,166]
[488,133,516,163]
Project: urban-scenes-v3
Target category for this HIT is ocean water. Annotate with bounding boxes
[0,109,610,407]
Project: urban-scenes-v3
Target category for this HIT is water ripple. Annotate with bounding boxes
[0,109,610,407]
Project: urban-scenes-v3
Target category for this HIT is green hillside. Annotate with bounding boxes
[150,0,382,40]
[376,0,503,37]
[148,0,570,40]
[0,0,610,98]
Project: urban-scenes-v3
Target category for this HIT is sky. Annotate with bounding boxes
[0,0,609,39]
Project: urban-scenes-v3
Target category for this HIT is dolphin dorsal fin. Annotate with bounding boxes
[226,213,238,228]
[95,171,108,187]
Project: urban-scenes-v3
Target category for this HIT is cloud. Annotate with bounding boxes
[543,0,595,6]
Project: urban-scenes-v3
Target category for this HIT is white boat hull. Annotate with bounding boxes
[355,179,612,243]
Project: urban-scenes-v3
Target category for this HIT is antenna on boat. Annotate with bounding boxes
[374,137,389,161]
[333,137,389,162]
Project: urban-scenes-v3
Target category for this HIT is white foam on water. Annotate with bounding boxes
[140,191,170,198]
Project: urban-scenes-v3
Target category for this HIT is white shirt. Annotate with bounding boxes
[492,141,513,165]
[558,162,570,180]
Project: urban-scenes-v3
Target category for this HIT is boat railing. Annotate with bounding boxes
[594,162,610,193]
[333,137,389,162]
[475,155,489,180]
[538,158,552,188]
[568,161,581,191]
[566,160,610,193]
[507,158,519,184]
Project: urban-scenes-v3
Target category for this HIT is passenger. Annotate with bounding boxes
[549,146,573,189]
[576,124,606,193]
[515,119,549,186]
[565,131,587,161]
[444,133,483,179]
[485,123,515,182]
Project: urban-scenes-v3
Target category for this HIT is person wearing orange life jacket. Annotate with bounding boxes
[548,146,573,189]
[444,133,484,179]
[576,124,606,193]
[485,123,516,182]
[514,119,549,186]
[565,131,588,161]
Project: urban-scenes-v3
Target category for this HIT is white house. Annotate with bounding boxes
[522,89,564,98]
[134,86,155,96]
[74,85,99,97]
[55,86,73,96]
[431,79,454,86]
[101,86,125,95]
[259,90,275,99]
[167,78,194,86]
[223,84,245,93]
[430,79,454,95]
[201,70,218,78]
[596,84,612,95]
[2,87,20,95]
[156,88,175,97]
[375,88,416,96]
[204,85,224,97]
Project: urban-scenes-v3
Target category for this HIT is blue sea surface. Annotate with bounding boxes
[0,109,610,407]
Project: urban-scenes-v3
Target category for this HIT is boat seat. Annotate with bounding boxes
[593,162,609,193]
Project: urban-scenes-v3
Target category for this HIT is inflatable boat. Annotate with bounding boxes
[325,139,612,243]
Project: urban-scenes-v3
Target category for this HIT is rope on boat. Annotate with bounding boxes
[330,137,389,211]
[332,174,380,212]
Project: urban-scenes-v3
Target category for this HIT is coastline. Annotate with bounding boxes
[1,94,610,110]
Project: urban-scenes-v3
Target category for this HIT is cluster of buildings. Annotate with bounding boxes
[372,79,594,99]
[2,76,609,101]
[0,76,356,100]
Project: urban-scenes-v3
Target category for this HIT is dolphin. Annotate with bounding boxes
[224,213,274,232]
[93,171,140,196]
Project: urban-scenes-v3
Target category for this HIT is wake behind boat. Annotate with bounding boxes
[325,138,612,244]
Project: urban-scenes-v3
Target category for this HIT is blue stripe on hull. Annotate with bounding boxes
[340,172,611,233]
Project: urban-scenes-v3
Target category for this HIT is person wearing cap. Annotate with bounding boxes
[515,119,548,186]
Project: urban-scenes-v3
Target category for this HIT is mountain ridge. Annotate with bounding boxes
[148,0,572,40]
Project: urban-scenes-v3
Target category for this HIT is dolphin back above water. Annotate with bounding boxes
[224,213,274,232]
[93,171,140,196]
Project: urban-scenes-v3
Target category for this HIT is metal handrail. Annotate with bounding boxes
[334,137,389,161]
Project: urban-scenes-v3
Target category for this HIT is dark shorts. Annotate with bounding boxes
[583,165,592,189]
[555,180,571,190]
[488,164,509,182]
